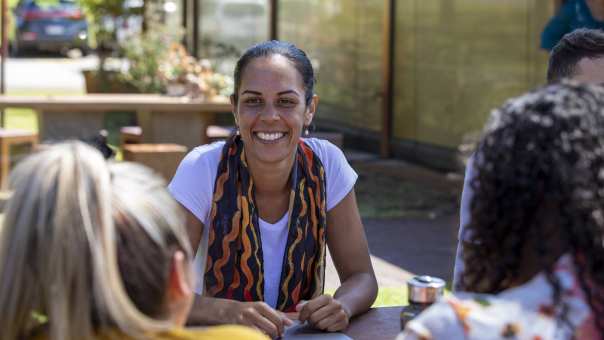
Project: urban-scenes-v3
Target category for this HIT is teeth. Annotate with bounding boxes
[256,132,285,141]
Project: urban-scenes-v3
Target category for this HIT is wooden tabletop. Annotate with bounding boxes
[344,307,402,340]
[283,307,403,340]
[0,94,232,112]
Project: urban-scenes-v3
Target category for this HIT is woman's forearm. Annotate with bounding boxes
[333,271,378,318]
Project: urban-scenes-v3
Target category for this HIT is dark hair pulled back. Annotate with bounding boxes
[233,40,316,106]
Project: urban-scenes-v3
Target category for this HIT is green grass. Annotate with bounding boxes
[5,108,37,132]
[327,284,452,308]
[2,89,135,149]
[372,287,408,307]
[4,89,85,132]
[325,287,408,308]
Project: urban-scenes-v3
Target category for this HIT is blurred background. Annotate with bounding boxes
[0,0,557,170]
[0,0,563,305]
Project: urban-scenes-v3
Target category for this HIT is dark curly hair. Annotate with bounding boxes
[461,82,604,337]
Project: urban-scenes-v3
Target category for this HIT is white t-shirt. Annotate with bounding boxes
[168,138,358,307]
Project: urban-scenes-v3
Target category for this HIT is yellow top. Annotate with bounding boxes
[32,325,268,340]
[153,326,269,340]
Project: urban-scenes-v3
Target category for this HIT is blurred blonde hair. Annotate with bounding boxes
[0,141,192,340]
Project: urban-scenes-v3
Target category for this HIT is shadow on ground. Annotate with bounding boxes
[363,215,458,282]
[350,153,462,283]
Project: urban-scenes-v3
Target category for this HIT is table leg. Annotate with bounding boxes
[137,109,153,143]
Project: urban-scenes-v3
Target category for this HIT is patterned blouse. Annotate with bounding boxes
[398,255,599,340]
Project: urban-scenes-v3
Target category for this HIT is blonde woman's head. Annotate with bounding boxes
[0,141,194,340]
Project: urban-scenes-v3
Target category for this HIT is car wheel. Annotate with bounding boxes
[9,42,19,57]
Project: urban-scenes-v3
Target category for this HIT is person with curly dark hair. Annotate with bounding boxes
[400,82,604,339]
[453,28,604,289]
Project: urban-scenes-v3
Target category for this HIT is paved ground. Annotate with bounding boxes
[324,152,462,290]
[6,54,97,92]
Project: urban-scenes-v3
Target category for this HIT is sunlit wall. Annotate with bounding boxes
[278,0,553,169]
[393,0,552,154]
[279,0,384,132]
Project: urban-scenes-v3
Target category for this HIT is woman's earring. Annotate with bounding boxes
[304,126,310,136]
[236,128,240,135]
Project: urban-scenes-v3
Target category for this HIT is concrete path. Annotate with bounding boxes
[324,214,458,290]
[324,152,462,290]
[5,55,97,92]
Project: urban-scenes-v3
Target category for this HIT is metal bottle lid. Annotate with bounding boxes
[407,275,445,304]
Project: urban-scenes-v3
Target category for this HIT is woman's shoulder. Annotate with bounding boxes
[184,141,225,164]
[169,141,225,200]
[302,137,345,162]
[164,326,269,340]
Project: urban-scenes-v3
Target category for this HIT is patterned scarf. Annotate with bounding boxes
[204,135,327,312]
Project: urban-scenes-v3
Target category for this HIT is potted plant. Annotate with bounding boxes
[79,0,141,93]
[155,43,233,99]
[119,22,182,94]
[158,43,197,96]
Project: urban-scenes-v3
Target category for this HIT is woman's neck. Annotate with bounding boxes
[247,153,296,196]
[246,154,296,223]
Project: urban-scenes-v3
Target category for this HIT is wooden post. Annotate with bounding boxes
[269,0,278,40]
[181,0,188,47]
[192,0,200,57]
[0,0,7,128]
[184,0,199,56]
[380,0,395,158]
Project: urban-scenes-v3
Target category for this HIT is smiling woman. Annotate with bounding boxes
[168,41,378,338]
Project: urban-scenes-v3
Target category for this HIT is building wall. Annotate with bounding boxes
[278,0,553,170]
[278,0,385,132]
[393,0,552,153]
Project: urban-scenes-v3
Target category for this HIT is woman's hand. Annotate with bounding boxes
[296,295,351,332]
[226,300,294,338]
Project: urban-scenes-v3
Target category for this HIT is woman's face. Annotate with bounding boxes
[232,54,318,166]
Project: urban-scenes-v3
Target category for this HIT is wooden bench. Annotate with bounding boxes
[206,125,236,143]
[0,129,38,189]
[120,126,143,146]
[0,94,232,149]
[122,143,188,181]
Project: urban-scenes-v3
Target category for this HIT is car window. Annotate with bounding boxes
[26,0,78,10]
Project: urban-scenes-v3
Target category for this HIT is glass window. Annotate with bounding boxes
[198,0,269,75]
[163,0,184,33]
[279,0,384,132]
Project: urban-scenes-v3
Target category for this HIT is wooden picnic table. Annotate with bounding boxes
[344,306,401,340]
[0,94,233,149]
[282,306,402,340]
